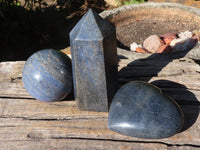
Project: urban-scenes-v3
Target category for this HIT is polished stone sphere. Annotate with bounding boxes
[22,49,72,102]
[108,81,184,139]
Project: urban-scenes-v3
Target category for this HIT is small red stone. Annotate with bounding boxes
[160,33,177,45]
[156,44,172,53]
[135,47,150,53]
[143,35,164,53]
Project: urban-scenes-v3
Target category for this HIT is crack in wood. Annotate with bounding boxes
[0,125,17,127]
[50,136,200,148]
[0,96,34,100]
[10,77,22,83]
[0,116,107,121]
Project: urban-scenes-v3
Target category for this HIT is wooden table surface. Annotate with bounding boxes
[0,48,200,150]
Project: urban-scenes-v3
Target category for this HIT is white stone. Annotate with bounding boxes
[178,31,193,39]
[130,42,142,52]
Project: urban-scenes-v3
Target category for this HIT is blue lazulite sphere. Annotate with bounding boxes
[22,49,72,102]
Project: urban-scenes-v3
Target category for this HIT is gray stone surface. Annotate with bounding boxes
[108,81,184,139]
[186,42,200,60]
[70,9,118,112]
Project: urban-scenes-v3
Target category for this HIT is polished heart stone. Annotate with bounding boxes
[22,49,72,102]
[108,81,184,139]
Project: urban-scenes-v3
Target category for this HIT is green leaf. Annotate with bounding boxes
[16,2,21,6]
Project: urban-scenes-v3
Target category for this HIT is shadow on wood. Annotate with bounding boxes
[151,80,200,132]
[119,48,194,83]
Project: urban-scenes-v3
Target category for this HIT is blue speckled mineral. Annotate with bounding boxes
[70,9,118,112]
[22,49,72,102]
[108,81,184,139]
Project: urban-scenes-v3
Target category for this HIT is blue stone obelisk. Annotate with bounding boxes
[70,9,118,112]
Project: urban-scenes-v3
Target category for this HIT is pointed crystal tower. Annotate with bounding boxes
[70,9,118,112]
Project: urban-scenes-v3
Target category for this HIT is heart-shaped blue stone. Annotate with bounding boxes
[108,81,184,139]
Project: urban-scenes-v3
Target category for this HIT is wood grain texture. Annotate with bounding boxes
[0,139,169,150]
[0,98,199,144]
[0,48,200,149]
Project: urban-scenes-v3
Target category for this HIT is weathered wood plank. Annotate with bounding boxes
[0,139,169,150]
[0,99,107,120]
[2,139,200,150]
[1,139,200,150]
[0,61,28,98]
[0,48,200,148]
[1,49,200,102]
[0,98,199,146]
